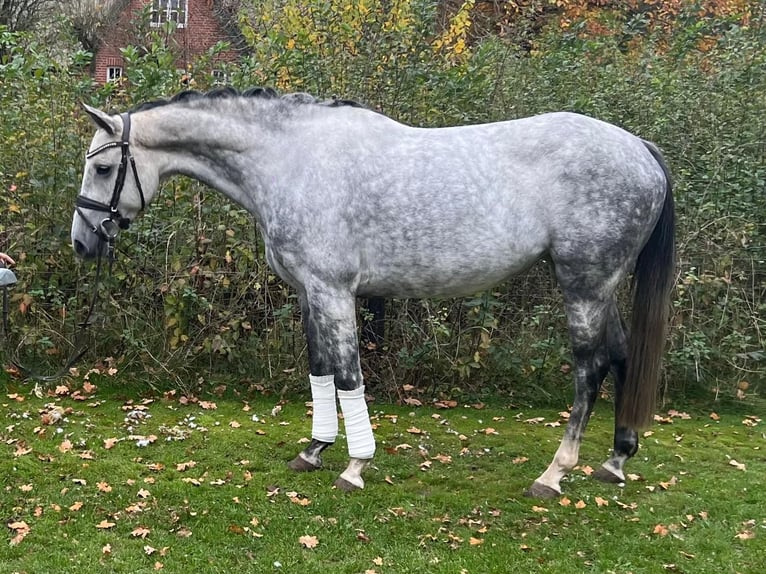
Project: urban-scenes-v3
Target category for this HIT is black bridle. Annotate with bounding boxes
[3,113,147,382]
[75,112,146,247]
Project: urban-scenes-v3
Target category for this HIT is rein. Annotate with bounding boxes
[5,252,108,382]
[3,114,143,382]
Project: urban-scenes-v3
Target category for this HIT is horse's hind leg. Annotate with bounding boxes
[593,302,639,483]
[525,294,612,498]
[287,286,375,490]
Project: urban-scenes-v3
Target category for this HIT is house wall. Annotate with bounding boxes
[93,0,238,85]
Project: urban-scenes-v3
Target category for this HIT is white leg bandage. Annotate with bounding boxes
[338,385,376,459]
[310,374,337,443]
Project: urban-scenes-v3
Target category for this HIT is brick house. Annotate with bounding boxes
[93,0,240,84]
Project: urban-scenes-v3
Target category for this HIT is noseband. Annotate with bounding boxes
[75,112,146,243]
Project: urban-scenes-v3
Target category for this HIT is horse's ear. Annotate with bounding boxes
[81,103,121,136]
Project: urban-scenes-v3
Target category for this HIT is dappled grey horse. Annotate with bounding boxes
[71,88,674,497]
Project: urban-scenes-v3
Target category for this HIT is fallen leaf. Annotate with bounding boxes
[69,501,83,512]
[512,456,529,464]
[96,520,116,529]
[229,420,241,428]
[653,524,670,536]
[8,521,30,546]
[575,500,587,509]
[58,439,73,453]
[407,427,423,434]
[595,496,609,507]
[299,534,319,549]
[104,437,118,449]
[434,400,457,409]
[469,537,484,546]
[729,459,746,471]
[559,496,571,507]
[176,461,197,472]
[14,444,32,457]
[709,412,720,421]
[132,526,151,538]
[659,476,678,489]
[97,481,112,493]
[199,401,217,410]
[531,506,548,513]
[735,530,755,540]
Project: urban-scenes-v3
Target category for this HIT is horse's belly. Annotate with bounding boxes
[357,248,543,298]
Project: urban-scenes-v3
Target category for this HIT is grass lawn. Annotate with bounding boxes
[1,374,764,573]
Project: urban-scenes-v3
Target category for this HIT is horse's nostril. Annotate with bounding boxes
[73,240,88,258]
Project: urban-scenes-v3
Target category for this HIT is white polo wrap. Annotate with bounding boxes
[338,385,376,459]
[310,374,337,443]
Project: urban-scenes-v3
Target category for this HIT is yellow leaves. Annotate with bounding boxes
[433,0,476,62]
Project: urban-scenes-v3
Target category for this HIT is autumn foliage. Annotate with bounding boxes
[0,1,764,400]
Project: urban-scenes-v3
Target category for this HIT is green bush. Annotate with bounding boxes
[1,1,763,404]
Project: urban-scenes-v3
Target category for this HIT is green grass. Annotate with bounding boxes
[1,377,764,573]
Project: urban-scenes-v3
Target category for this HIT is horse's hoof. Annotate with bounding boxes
[333,477,362,492]
[287,455,320,472]
[593,466,623,484]
[523,481,560,499]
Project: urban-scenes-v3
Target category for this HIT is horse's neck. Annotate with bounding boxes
[134,105,271,213]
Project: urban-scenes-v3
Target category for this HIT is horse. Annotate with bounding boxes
[71,87,675,497]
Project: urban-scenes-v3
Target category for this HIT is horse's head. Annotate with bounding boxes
[72,105,158,258]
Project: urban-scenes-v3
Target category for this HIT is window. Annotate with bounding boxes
[107,66,123,82]
[150,0,188,28]
[212,70,228,85]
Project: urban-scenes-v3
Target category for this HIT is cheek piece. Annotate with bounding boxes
[75,112,146,244]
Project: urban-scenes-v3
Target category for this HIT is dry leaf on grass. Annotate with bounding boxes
[299,534,319,549]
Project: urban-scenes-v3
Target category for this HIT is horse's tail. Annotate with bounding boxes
[617,140,675,430]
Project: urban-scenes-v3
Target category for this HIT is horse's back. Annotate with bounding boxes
[275,109,668,298]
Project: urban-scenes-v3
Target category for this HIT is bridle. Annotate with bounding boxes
[3,113,147,382]
[75,112,146,249]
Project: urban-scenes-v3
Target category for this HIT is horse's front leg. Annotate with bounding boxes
[288,288,375,490]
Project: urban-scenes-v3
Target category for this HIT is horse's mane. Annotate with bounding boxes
[130,87,366,113]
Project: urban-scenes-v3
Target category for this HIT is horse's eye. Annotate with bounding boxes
[95,165,112,176]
